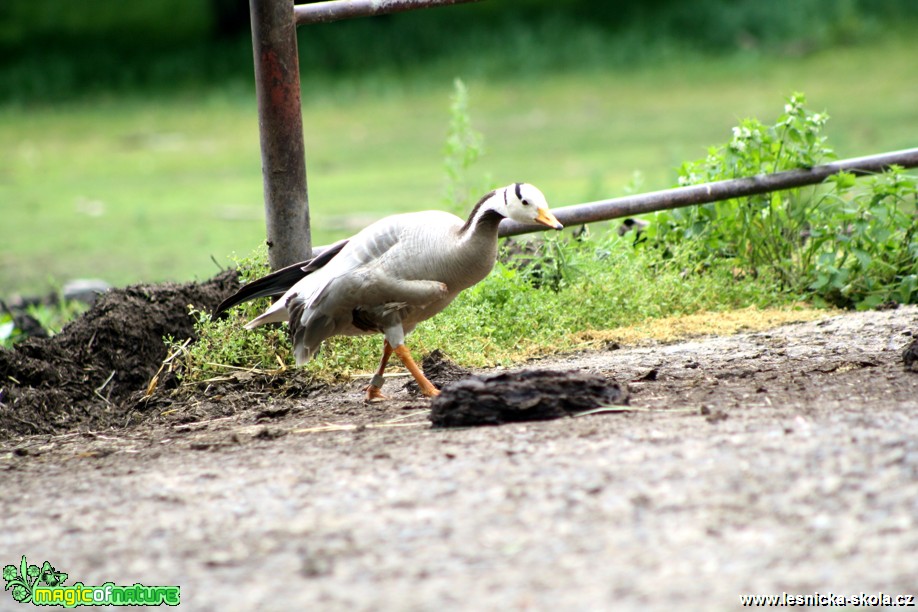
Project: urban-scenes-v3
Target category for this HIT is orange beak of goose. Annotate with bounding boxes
[535,208,564,230]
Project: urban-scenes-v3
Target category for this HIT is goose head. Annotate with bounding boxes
[461,183,563,235]
[500,183,563,230]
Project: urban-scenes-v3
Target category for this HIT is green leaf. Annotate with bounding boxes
[830,171,857,190]
[856,294,885,310]
[811,273,831,290]
[898,275,917,303]
[852,248,873,269]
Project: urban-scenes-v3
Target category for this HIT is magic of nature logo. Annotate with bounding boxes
[3,556,180,607]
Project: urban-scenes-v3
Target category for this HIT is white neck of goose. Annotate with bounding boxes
[457,188,509,241]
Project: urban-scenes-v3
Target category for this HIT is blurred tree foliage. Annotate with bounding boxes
[1,0,916,102]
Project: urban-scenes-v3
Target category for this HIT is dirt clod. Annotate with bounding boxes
[422,349,472,385]
[402,348,472,395]
[429,369,628,427]
[903,337,918,371]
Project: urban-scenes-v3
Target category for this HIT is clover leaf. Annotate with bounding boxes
[40,562,67,587]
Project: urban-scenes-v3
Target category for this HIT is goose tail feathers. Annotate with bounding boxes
[243,302,289,329]
[212,239,349,319]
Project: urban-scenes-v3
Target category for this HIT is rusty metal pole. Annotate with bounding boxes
[250,0,311,270]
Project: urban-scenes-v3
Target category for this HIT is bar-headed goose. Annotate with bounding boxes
[214,183,562,400]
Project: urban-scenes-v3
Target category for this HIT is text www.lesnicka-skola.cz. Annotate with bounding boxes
[740,592,916,607]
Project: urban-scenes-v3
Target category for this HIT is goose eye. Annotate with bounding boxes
[521,199,530,207]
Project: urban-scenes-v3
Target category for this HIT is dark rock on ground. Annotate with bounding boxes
[429,369,628,427]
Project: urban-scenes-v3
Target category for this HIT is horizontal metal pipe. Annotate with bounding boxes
[310,147,918,256]
[295,0,485,25]
[498,147,918,237]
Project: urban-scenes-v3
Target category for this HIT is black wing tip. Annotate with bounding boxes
[211,275,285,320]
[209,240,350,320]
[212,296,240,320]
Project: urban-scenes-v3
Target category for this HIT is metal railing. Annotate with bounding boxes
[295,0,485,25]
[499,147,918,237]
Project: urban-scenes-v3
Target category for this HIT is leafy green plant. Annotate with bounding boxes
[502,233,586,293]
[653,93,835,275]
[810,167,918,308]
[649,93,917,308]
[442,78,490,213]
[166,246,293,377]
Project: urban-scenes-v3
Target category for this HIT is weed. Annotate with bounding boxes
[811,167,918,308]
[442,78,490,213]
[649,93,918,309]
[502,233,586,293]
[167,246,292,376]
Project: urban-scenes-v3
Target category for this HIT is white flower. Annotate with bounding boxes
[808,113,827,127]
[733,126,754,140]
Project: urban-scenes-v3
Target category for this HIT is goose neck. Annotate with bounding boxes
[458,190,505,241]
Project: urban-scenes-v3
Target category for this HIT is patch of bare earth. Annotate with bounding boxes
[2,299,917,610]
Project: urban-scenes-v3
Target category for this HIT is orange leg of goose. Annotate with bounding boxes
[394,344,440,397]
[365,341,394,402]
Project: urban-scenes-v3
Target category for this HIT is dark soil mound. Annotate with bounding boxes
[429,369,629,427]
[0,271,238,439]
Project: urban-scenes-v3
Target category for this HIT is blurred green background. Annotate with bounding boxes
[2,0,917,295]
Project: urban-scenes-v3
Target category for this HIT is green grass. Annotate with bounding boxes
[2,37,917,296]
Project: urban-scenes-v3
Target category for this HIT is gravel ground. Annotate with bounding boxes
[2,306,917,611]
